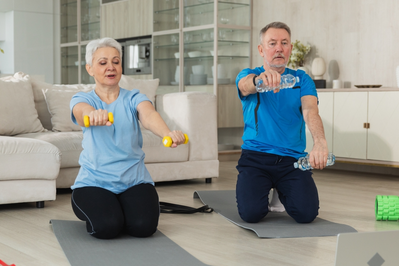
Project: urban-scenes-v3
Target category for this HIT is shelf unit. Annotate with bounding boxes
[152,0,252,96]
[60,0,101,84]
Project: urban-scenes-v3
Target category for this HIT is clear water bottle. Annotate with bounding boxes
[256,74,300,93]
[294,153,335,171]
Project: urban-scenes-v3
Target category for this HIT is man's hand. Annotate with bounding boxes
[308,144,329,169]
[256,69,282,93]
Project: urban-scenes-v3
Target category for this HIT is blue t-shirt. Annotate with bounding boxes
[235,66,317,159]
[70,88,154,194]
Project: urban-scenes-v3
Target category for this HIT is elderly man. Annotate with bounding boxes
[235,21,329,223]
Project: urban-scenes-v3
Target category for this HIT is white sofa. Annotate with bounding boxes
[0,72,219,207]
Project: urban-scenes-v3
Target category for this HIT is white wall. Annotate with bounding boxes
[0,12,5,40]
[13,10,54,82]
[0,0,54,83]
[0,11,14,74]
[252,0,399,88]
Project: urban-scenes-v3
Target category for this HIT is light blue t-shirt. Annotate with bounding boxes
[235,67,317,159]
[70,88,154,194]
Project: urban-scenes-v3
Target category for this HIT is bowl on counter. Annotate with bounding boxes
[210,50,226,56]
[174,52,188,59]
[188,51,201,58]
[189,74,207,85]
[354,85,382,88]
[192,65,205,75]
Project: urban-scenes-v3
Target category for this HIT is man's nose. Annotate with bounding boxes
[275,43,283,51]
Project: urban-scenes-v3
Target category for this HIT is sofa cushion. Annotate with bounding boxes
[0,73,46,136]
[43,86,94,132]
[30,76,95,131]
[16,131,84,168]
[141,128,189,163]
[0,136,60,181]
[119,75,159,103]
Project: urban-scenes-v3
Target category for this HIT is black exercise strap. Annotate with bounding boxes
[159,202,213,214]
[255,92,260,136]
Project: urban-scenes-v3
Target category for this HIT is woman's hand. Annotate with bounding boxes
[166,130,186,148]
[85,109,113,127]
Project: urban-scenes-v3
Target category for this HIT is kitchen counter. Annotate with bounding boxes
[318,87,399,92]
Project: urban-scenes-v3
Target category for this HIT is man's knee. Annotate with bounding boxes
[238,205,268,223]
[289,208,319,223]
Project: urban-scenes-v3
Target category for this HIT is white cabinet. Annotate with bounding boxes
[333,92,368,159]
[368,92,399,161]
[307,90,399,164]
[217,85,244,128]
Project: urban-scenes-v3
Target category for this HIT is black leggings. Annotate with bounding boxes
[71,183,160,239]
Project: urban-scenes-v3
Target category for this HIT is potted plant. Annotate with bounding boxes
[288,40,311,72]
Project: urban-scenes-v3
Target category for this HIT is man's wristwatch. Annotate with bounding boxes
[253,75,258,86]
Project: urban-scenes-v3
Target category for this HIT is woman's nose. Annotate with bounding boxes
[107,63,116,70]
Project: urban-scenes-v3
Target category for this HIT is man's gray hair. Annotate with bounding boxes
[85,37,122,66]
[259,22,291,44]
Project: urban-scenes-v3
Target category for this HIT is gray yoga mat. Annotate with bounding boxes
[194,190,357,238]
[50,219,209,266]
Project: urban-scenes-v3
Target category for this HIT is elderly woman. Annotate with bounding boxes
[70,37,185,239]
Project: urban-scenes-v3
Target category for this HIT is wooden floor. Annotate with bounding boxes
[1,161,399,266]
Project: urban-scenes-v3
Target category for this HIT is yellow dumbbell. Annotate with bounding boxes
[84,112,114,127]
[163,133,189,147]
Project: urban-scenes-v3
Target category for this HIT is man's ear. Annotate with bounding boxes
[257,44,264,57]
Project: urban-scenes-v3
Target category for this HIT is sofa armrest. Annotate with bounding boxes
[155,91,218,161]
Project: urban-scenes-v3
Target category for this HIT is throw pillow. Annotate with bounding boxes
[0,73,46,135]
[42,85,94,132]
[119,75,159,103]
[31,76,95,131]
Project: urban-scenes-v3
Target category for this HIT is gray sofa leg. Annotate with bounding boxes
[36,201,45,208]
[205,178,212,183]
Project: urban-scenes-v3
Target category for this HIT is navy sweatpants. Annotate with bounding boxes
[236,149,319,223]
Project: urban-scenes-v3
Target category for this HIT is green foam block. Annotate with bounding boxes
[375,195,399,221]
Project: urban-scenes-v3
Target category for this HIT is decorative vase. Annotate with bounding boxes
[311,57,326,80]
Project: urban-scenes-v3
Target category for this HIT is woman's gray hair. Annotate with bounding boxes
[85,37,122,66]
[259,22,291,44]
